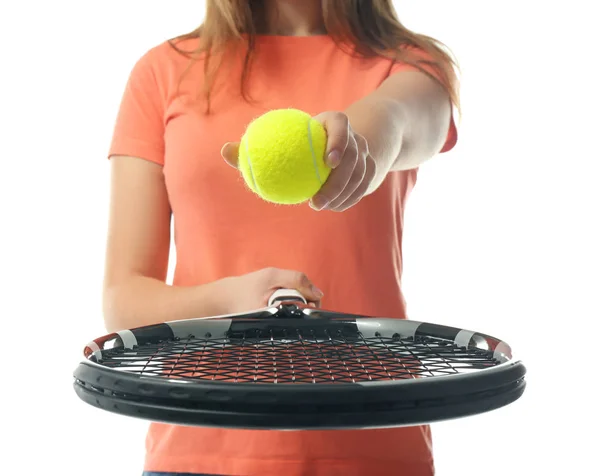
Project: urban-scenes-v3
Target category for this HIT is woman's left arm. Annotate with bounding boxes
[311,71,453,211]
[221,71,454,212]
[349,71,452,174]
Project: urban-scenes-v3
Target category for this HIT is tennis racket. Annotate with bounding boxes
[73,289,526,430]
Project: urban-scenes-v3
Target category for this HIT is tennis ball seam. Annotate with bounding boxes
[307,118,326,185]
[242,134,261,196]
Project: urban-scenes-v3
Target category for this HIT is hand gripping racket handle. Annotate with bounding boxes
[268,288,308,307]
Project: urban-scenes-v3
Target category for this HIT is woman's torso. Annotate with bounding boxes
[113,36,439,475]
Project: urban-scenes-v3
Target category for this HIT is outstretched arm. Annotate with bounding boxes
[221,70,455,212]
[310,70,455,211]
[347,70,453,176]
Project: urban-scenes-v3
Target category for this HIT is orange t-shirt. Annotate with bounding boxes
[109,35,457,476]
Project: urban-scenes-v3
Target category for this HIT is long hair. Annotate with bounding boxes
[170,0,459,114]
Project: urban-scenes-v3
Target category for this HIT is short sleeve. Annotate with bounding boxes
[108,48,166,166]
[389,48,458,154]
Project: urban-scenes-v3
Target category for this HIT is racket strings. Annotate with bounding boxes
[97,328,499,383]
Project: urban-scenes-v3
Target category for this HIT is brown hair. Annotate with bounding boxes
[170,0,459,113]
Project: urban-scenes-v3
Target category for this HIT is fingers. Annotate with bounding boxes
[221,142,240,168]
[310,135,358,210]
[332,155,377,211]
[322,135,368,210]
[263,267,324,304]
[310,131,372,212]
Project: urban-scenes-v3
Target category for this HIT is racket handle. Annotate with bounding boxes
[268,288,308,306]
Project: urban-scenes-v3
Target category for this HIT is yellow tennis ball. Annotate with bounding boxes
[238,108,331,204]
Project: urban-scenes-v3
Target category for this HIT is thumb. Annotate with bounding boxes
[221,142,240,168]
[313,112,349,169]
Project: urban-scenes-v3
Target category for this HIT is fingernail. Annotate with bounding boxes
[311,285,324,298]
[327,150,341,168]
[310,194,329,211]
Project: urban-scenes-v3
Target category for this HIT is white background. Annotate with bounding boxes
[1,1,598,474]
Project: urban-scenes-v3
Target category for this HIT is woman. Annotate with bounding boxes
[105,0,459,474]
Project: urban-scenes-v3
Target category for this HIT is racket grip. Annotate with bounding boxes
[268,289,308,306]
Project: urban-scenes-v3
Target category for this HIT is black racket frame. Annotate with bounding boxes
[73,300,526,430]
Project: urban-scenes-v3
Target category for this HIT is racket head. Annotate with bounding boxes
[74,290,526,430]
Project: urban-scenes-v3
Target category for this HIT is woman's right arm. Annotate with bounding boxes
[103,156,323,332]
[102,155,224,332]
